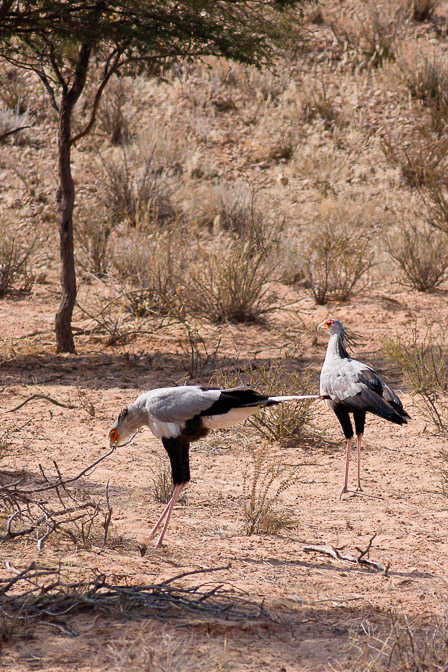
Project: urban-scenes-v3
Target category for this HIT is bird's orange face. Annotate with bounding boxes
[317,318,335,331]
[109,428,120,445]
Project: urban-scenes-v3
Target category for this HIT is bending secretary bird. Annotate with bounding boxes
[317,319,410,498]
[109,385,325,547]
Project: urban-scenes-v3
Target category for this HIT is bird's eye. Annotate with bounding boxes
[327,319,334,326]
[110,429,119,442]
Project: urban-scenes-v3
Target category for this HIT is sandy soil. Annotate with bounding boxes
[1,280,448,672]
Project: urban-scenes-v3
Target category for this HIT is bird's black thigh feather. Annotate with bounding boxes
[333,405,353,439]
[354,410,366,436]
[162,437,191,485]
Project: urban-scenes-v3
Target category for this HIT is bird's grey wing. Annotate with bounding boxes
[337,363,407,420]
[146,386,221,424]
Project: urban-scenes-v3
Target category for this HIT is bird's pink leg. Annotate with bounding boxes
[356,433,363,492]
[339,437,353,499]
[154,483,185,548]
[148,489,179,538]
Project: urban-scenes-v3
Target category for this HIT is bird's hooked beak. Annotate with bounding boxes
[317,321,329,331]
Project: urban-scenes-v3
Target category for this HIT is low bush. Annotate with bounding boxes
[386,220,448,291]
[300,207,374,305]
[185,237,277,323]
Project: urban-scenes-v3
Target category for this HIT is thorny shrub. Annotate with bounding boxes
[185,237,277,323]
[109,226,186,318]
[386,220,448,291]
[382,129,448,189]
[245,362,316,445]
[179,325,222,379]
[299,205,375,305]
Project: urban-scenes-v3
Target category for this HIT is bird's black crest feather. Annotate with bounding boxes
[118,407,129,422]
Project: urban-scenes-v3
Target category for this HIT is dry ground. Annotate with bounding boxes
[2,1,448,669]
[1,282,448,671]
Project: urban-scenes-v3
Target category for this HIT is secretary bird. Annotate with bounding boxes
[317,319,410,498]
[109,385,325,546]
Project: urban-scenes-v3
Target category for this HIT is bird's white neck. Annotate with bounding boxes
[125,398,150,433]
[324,332,350,363]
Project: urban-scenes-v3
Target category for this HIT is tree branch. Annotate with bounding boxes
[70,48,123,145]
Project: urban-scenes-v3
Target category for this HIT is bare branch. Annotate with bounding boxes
[8,394,76,413]
[0,125,31,142]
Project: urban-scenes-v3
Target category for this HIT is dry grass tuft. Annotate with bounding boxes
[348,612,448,671]
[330,0,410,68]
[0,220,36,296]
[242,442,296,536]
[106,622,232,672]
[396,41,448,123]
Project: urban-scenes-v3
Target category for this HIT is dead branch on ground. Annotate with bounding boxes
[303,533,385,572]
[0,450,117,550]
[0,562,269,637]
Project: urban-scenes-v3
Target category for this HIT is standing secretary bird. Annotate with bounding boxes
[317,319,410,498]
[109,385,325,547]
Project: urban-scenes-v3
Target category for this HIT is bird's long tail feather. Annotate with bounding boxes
[268,394,328,402]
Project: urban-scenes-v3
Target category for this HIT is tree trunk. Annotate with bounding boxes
[54,43,91,353]
[55,95,76,353]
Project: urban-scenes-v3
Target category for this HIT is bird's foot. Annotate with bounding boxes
[356,485,363,493]
[339,486,349,500]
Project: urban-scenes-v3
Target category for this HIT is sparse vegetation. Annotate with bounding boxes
[0,221,36,296]
[186,237,277,323]
[242,443,296,536]
[349,612,448,671]
[384,326,448,435]
[299,203,375,305]
[386,220,448,291]
[3,0,448,668]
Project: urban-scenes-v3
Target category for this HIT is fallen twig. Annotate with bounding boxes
[8,394,76,413]
[303,534,385,572]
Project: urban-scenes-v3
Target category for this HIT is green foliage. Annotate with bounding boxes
[0,2,309,70]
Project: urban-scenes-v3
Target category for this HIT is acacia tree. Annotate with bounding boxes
[0,0,307,352]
